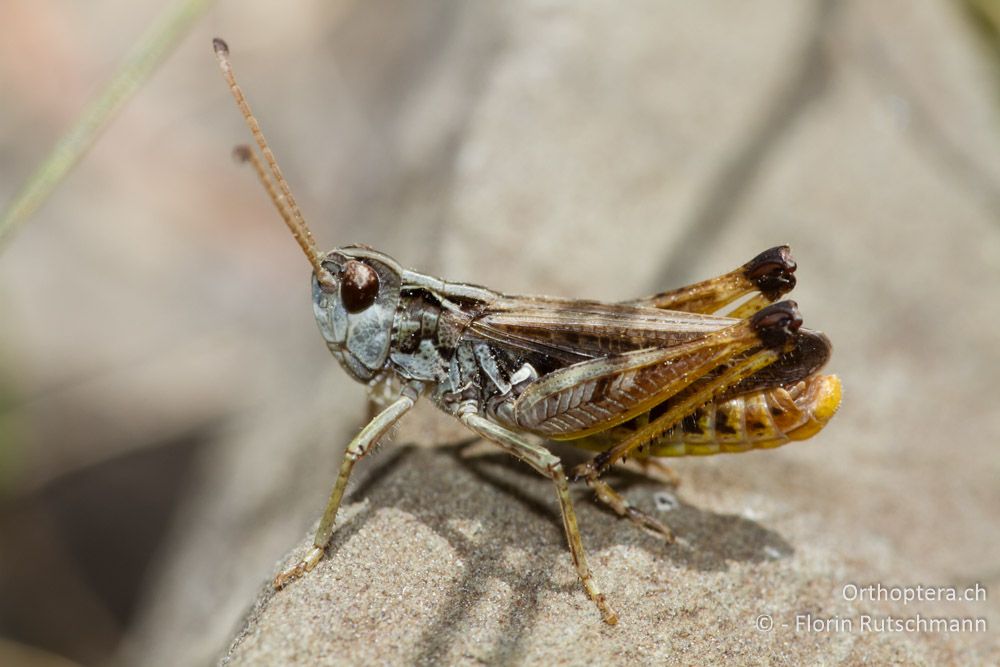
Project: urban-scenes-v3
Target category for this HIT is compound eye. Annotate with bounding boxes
[340,260,380,313]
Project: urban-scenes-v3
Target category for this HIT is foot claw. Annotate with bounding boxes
[273,546,325,590]
[627,507,675,543]
[273,564,304,590]
[596,595,619,625]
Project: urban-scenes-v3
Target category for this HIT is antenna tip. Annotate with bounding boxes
[232,145,253,163]
[212,37,229,56]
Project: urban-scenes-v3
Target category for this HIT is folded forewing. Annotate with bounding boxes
[512,320,764,439]
[470,299,735,359]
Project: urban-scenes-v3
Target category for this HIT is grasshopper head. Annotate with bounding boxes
[312,246,402,382]
[211,43,403,383]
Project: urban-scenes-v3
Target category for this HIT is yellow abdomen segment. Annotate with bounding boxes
[574,374,841,457]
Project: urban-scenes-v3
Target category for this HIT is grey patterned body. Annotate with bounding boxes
[311,246,549,426]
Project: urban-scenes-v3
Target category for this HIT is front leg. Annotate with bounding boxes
[459,411,619,625]
[274,389,417,589]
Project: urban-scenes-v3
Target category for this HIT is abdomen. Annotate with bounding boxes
[572,374,841,457]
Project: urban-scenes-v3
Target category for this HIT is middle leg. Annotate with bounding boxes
[459,411,619,625]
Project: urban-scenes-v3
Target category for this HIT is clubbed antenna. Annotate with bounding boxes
[213,38,336,288]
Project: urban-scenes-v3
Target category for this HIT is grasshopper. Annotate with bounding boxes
[214,39,841,625]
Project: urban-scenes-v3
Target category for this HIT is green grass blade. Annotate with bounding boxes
[0,0,215,248]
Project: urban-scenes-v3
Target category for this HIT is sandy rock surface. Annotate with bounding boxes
[213,2,999,664]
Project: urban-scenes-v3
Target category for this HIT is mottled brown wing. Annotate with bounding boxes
[511,335,757,439]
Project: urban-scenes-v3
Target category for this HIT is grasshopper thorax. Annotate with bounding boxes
[312,246,404,382]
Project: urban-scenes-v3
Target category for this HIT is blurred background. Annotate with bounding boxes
[2,1,1000,665]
